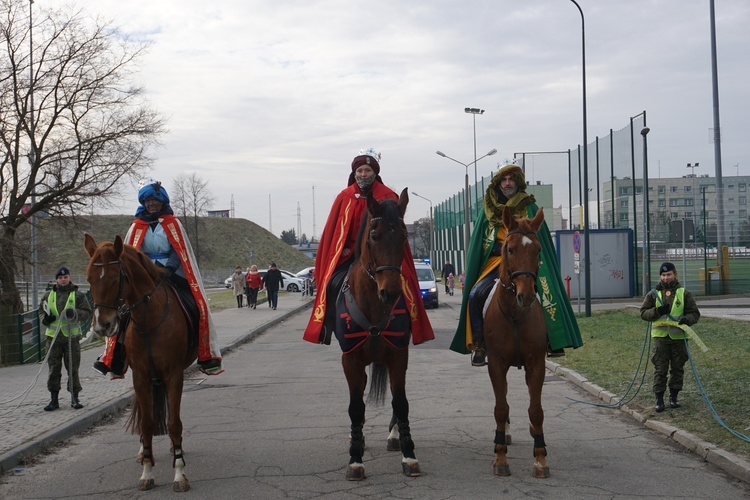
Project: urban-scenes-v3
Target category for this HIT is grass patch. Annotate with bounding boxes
[556,309,750,461]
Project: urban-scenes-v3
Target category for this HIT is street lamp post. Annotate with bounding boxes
[411,191,433,263]
[436,148,498,273]
[465,108,485,200]
[570,0,592,316]
[687,162,700,224]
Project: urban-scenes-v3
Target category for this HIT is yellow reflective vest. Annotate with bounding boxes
[45,290,81,338]
[652,288,686,340]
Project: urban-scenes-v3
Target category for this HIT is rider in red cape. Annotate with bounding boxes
[93,179,223,377]
[303,148,434,345]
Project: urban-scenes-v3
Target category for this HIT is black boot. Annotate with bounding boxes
[44,391,59,411]
[655,392,665,413]
[71,392,83,410]
[471,345,487,367]
[669,389,681,408]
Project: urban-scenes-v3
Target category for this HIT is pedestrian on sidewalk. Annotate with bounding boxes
[441,259,455,294]
[245,265,262,309]
[231,266,245,308]
[640,262,701,412]
[263,262,284,310]
[39,266,92,411]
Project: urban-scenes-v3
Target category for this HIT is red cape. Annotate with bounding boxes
[303,181,434,345]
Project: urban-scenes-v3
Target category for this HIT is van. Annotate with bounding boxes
[414,263,439,309]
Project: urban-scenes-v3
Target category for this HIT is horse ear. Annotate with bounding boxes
[114,235,124,259]
[366,190,381,217]
[502,206,516,229]
[398,188,409,217]
[531,207,545,230]
[84,233,97,257]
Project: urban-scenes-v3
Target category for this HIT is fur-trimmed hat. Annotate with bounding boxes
[495,163,527,191]
[659,262,676,274]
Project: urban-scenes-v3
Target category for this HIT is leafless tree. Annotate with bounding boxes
[410,217,431,259]
[0,0,166,320]
[171,173,214,264]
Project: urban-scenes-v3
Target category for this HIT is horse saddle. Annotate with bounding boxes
[334,292,411,354]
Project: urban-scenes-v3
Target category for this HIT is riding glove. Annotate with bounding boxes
[657,303,670,316]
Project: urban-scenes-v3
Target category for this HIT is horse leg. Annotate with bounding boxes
[388,356,420,477]
[343,357,367,481]
[386,413,399,451]
[525,361,549,479]
[132,380,156,491]
[488,361,511,476]
[167,376,190,492]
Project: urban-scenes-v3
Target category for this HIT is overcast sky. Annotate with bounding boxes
[45,0,750,238]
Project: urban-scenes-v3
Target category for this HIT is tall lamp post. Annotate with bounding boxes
[411,192,433,263]
[465,107,485,201]
[687,162,699,225]
[570,0,592,316]
[436,148,498,273]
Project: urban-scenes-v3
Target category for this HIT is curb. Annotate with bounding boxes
[546,359,750,485]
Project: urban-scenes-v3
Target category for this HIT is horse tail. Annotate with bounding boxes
[367,363,388,406]
[125,383,169,436]
[152,382,168,436]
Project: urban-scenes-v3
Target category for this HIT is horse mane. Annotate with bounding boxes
[353,197,401,260]
[120,243,166,282]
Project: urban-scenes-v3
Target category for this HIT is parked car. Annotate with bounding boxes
[224,271,247,288]
[414,263,439,309]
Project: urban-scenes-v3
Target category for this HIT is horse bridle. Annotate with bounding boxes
[499,229,540,295]
[362,216,404,282]
[91,258,169,333]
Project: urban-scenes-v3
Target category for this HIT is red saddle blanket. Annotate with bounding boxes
[334,292,412,354]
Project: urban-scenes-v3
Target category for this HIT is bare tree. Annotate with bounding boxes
[171,173,214,264]
[411,217,431,259]
[0,0,166,319]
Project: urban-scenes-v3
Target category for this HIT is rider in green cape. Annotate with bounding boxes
[450,163,583,366]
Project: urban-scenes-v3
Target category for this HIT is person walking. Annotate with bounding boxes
[231,266,245,308]
[245,265,262,309]
[263,262,284,310]
[39,267,92,411]
[302,147,434,346]
[446,273,455,296]
[441,259,456,294]
[640,262,700,412]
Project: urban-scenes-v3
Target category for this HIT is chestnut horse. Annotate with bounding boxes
[483,207,550,478]
[338,188,421,480]
[84,234,196,492]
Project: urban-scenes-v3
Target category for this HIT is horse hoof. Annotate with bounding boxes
[402,461,421,477]
[138,478,155,491]
[387,438,400,451]
[493,464,511,476]
[346,465,366,481]
[533,466,550,479]
[173,478,191,492]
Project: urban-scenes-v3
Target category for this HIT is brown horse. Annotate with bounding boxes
[338,188,421,480]
[483,206,549,478]
[84,234,196,492]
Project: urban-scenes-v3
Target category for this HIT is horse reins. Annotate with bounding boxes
[362,216,404,282]
[497,228,541,369]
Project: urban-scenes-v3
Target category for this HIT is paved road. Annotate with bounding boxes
[1,292,749,498]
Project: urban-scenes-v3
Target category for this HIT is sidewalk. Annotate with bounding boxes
[0,293,314,475]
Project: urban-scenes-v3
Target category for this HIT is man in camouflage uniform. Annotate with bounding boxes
[640,262,700,412]
[39,267,92,411]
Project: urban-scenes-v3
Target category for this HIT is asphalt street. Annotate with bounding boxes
[1,291,749,499]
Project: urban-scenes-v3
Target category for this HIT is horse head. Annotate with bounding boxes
[359,188,409,305]
[85,234,127,338]
[500,206,544,308]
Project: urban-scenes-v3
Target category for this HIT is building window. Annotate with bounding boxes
[658,199,665,207]
[619,187,630,196]
[739,183,746,192]
[685,212,692,219]
[686,198,693,206]
[671,212,679,219]
[740,196,746,205]
[619,213,629,222]
[740,210,747,218]
[658,186,665,194]
[635,186,643,194]
[620,200,628,208]
[670,186,678,193]
[685,185,692,193]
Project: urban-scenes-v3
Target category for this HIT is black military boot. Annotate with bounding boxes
[71,392,83,410]
[44,391,60,411]
[669,389,681,408]
[655,392,665,413]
